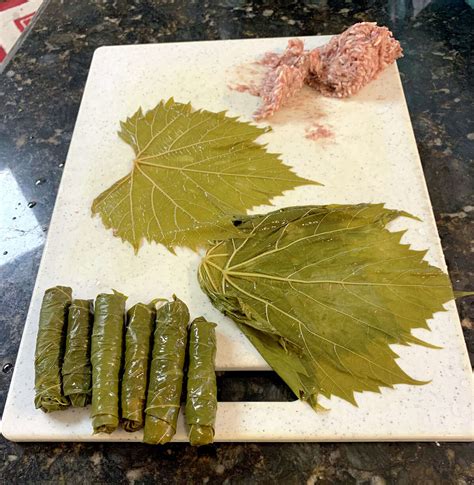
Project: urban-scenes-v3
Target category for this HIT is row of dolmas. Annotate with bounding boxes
[34,287,217,446]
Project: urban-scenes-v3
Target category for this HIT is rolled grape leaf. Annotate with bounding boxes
[62,299,94,407]
[198,204,457,409]
[121,302,155,432]
[143,296,189,444]
[91,98,318,253]
[185,317,217,446]
[34,286,72,412]
[90,290,127,434]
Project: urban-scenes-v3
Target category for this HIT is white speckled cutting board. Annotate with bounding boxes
[3,37,473,442]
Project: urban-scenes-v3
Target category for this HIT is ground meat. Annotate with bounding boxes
[253,38,310,120]
[260,38,306,67]
[258,51,282,67]
[254,64,308,120]
[250,22,402,119]
[306,22,403,98]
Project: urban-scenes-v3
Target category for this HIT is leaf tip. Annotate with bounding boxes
[454,290,474,299]
[398,209,421,222]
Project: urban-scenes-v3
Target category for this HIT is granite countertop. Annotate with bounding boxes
[1,0,473,482]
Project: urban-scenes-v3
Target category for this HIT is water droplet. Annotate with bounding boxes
[58,163,64,168]
[28,201,36,208]
[35,178,45,186]
[2,363,13,373]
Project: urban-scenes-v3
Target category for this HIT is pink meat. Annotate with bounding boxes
[254,39,310,120]
[258,51,283,68]
[254,64,307,120]
[258,38,306,68]
[252,23,402,119]
[307,22,403,98]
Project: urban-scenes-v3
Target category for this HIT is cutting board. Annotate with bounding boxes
[3,36,473,442]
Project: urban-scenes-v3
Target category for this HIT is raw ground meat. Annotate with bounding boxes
[253,64,307,120]
[307,22,403,98]
[254,39,310,120]
[249,22,402,120]
[259,38,306,68]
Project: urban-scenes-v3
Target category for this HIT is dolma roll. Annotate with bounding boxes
[121,302,155,432]
[90,290,127,434]
[143,296,189,444]
[34,286,72,412]
[185,317,217,446]
[62,299,94,407]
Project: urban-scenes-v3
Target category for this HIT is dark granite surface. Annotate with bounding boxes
[1,0,473,482]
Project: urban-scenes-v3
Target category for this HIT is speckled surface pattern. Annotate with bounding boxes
[2,37,473,442]
[0,0,473,481]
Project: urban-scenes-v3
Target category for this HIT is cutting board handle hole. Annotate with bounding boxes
[215,371,297,402]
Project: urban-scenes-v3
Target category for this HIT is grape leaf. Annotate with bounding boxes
[198,204,456,408]
[92,99,317,252]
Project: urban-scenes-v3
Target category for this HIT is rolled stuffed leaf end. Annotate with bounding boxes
[34,394,70,413]
[92,414,119,434]
[189,425,214,446]
[123,418,143,433]
[143,415,175,445]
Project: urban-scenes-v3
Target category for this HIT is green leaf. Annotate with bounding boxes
[121,302,156,432]
[34,286,72,413]
[90,290,127,434]
[144,296,189,445]
[198,204,455,407]
[62,299,94,408]
[185,317,218,446]
[92,99,317,252]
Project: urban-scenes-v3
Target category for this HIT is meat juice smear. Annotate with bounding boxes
[305,123,334,141]
[229,22,402,140]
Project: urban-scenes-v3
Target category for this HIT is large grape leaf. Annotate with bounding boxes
[198,204,456,408]
[92,99,317,252]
